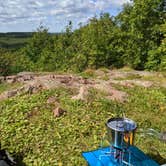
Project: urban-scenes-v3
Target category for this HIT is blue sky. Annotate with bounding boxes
[0,0,130,32]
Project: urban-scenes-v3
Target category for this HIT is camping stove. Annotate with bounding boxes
[99,145,133,166]
[82,117,159,166]
[99,118,137,165]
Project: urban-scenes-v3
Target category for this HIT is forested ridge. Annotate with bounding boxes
[0,0,165,76]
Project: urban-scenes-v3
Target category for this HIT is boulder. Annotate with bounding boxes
[5,76,17,84]
[72,86,89,101]
[53,107,66,117]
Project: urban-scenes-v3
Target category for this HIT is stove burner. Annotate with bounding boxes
[99,146,133,166]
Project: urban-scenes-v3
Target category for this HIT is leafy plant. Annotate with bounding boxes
[0,84,165,165]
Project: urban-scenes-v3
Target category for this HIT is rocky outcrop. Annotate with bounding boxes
[1,70,165,102]
[2,72,35,84]
[5,76,17,83]
[0,82,43,100]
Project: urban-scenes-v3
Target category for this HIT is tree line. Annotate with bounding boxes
[0,0,165,76]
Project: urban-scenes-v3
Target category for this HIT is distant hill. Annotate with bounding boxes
[0,32,59,50]
[0,32,33,50]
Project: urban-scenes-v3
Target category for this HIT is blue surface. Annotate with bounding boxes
[82,146,159,166]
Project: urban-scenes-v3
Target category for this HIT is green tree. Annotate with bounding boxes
[116,0,165,69]
[24,25,53,63]
[0,49,12,76]
[0,48,33,76]
[72,14,117,69]
[146,22,166,70]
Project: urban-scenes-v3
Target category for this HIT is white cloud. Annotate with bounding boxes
[0,0,130,32]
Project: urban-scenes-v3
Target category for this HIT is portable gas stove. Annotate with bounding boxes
[82,117,160,166]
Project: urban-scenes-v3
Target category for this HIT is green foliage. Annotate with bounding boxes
[79,68,97,79]
[0,88,115,165]
[0,48,33,76]
[116,0,165,69]
[0,48,12,76]
[0,0,165,74]
[146,22,166,71]
[23,25,54,63]
[0,84,166,165]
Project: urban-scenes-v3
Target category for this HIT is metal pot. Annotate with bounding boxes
[106,117,137,149]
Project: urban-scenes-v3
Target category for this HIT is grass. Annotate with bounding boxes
[118,66,134,72]
[0,83,22,94]
[112,85,166,164]
[113,71,166,84]
[0,84,166,165]
[114,73,142,80]
[141,74,166,83]
[79,69,97,79]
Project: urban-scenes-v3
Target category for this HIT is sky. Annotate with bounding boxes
[0,0,130,32]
